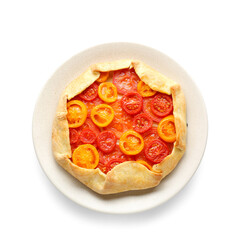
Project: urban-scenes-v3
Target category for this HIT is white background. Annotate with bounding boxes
[1,0,239,239]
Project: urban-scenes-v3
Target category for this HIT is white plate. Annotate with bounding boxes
[32,42,208,214]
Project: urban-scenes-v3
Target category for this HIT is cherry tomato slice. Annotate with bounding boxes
[151,93,173,117]
[113,68,140,94]
[144,139,169,163]
[69,129,79,144]
[142,127,160,145]
[96,72,109,83]
[91,104,114,127]
[121,92,143,115]
[137,81,156,97]
[72,144,99,169]
[79,129,97,144]
[79,82,98,101]
[97,130,117,153]
[119,130,144,155]
[67,100,87,128]
[143,97,162,123]
[157,115,176,143]
[106,158,126,173]
[98,82,118,103]
[133,113,153,133]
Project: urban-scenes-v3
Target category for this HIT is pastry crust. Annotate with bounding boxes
[52,59,186,194]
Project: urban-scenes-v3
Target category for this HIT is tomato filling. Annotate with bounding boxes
[67,68,176,173]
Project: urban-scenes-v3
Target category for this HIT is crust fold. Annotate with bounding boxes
[52,59,186,194]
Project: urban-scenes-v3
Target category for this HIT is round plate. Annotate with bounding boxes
[32,42,208,214]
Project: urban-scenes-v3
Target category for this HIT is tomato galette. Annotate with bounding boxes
[52,59,186,194]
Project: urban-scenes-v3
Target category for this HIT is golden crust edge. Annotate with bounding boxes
[52,59,186,194]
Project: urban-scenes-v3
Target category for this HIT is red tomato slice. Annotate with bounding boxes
[142,127,160,145]
[121,92,143,115]
[144,139,169,163]
[113,68,140,94]
[132,113,153,133]
[143,97,162,123]
[97,130,117,153]
[69,129,79,144]
[150,93,173,117]
[79,129,97,144]
[79,82,98,101]
[106,158,126,173]
[98,146,123,164]
[77,118,100,135]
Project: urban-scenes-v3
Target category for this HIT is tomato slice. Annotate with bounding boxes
[142,127,159,145]
[96,72,109,83]
[157,115,176,143]
[143,97,162,123]
[97,130,117,153]
[144,139,169,163]
[113,68,140,94]
[133,113,153,133]
[72,144,99,169]
[151,93,173,117]
[81,97,104,116]
[106,158,126,172]
[97,162,108,174]
[91,104,114,127]
[79,82,98,101]
[69,129,79,144]
[79,129,97,144]
[136,160,153,171]
[104,100,133,138]
[98,82,118,103]
[119,130,144,155]
[121,92,143,115]
[137,81,156,97]
[67,100,87,128]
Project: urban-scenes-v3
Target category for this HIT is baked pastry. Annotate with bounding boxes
[52,59,186,194]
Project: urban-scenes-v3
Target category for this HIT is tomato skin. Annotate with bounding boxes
[143,97,162,123]
[79,129,97,144]
[79,82,98,101]
[113,68,140,94]
[81,97,104,117]
[144,139,169,163]
[150,93,173,117]
[97,130,117,153]
[121,92,143,115]
[133,113,153,133]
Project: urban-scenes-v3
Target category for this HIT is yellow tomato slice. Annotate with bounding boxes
[137,81,156,97]
[119,130,144,155]
[72,144,99,169]
[98,82,118,103]
[136,160,153,171]
[157,115,176,143]
[91,104,114,127]
[67,100,87,128]
[96,72,109,83]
